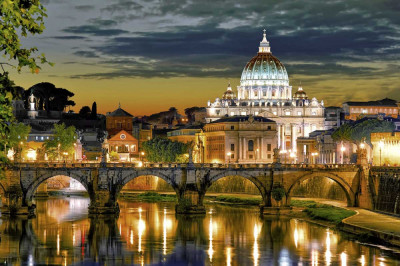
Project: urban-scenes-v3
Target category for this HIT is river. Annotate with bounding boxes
[0,196,400,265]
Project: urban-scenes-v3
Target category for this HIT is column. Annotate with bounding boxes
[277,124,281,149]
[257,137,260,161]
[292,124,297,151]
[260,137,264,160]
[239,137,243,160]
[281,125,285,151]
[243,137,247,160]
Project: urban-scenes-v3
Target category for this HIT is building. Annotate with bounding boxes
[297,129,338,164]
[324,106,343,129]
[132,122,153,150]
[106,105,134,137]
[371,132,400,166]
[342,98,399,121]
[167,125,203,143]
[195,115,277,164]
[105,130,139,162]
[206,31,325,152]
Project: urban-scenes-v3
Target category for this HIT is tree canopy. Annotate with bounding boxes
[43,123,77,160]
[332,119,395,146]
[142,137,191,163]
[1,0,51,72]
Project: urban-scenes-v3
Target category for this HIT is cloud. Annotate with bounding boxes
[73,51,98,58]
[63,25,128,36]
[50,35,88,40]
[75,5,94,12]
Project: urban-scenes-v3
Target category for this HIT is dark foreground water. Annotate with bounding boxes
[1,197,400,265]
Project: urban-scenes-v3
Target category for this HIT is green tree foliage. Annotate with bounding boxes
[142,137,190,163]
[184,106,205,123]
[7,122,31,149]
[1,0,51,72]
[332,119,395,146]
[43,124,77,160]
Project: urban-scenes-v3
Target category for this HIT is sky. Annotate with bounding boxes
[9,0,400,116]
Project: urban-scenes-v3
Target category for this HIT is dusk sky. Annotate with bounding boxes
[10,0,400,116]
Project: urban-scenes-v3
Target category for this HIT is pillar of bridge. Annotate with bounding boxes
[1,170,31,217]
[175,185,206,215]
[87,169,120,217]
[34,181,49,198]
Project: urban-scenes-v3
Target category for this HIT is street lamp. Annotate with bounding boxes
[311,152,318,164]
[290,151,297,164]
[280,150,287,164]
[340,144,346,164]
[379,140,384,166]
[227,152,232,164]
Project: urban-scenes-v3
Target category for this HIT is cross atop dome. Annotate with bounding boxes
[259,29,271,53]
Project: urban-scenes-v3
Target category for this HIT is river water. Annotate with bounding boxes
[0,197,400,265]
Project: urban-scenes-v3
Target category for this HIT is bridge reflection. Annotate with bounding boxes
[0,198,397,265]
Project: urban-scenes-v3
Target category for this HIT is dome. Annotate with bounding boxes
[222,83,235,100]
[240,31,289,87]
[293,86,308,100]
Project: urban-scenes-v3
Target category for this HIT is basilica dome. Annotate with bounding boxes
[240,31,289,87]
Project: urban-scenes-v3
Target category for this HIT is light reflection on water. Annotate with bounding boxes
[0,197,400,265]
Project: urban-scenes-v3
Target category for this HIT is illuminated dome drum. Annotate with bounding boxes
[238,30,292,100]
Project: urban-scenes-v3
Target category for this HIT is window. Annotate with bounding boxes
[231,144,235,151]
[267,126,271,130]
[272,90,276,97]
[297,111,302,116]
[267,154,271,159]
[273,111,277,115]
[241,111,246,115]
[231,126,235,130]
[248,140,254,151]
[35,136,38,140]
[216,110,220,115]
[311,111,316,116]
[263,91,266,96]
[285,111,291,116]
[267,144,271,151]
[230,111,234,116]
[254,111,259,116]
[231,153,234,159]
[249,155,253,159]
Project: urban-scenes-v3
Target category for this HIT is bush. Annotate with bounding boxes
[271,187,286,202]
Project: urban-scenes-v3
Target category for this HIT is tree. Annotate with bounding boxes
[185,106,205,123]
[79,106,91,117]
[43,124,77,160]
[332,119,395,146]
[7,122,31,160]
[1,0,51,72]
[142,137,190,163]
[91,101,97,119]
[1,0,50,176]
[25,83,75,112]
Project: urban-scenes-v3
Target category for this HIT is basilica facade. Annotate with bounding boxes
[206,31,325,152]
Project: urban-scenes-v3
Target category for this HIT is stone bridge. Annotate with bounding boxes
[1,161,376,216]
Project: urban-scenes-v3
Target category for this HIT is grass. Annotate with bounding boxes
[297,202,356,224]
[212,195,261,205]
[121,192,177,202]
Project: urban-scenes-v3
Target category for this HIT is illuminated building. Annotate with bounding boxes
[195,115,277,163]
[206,31,325,151]
[342,98,399,121]
[371,132,400,166]
[106,105,134,137]
[167,125,202,143]
[105,130,139,162]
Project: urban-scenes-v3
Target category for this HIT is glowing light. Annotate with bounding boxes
[138,161,143,167]
[130,229,134,245]
[294,222,299,248]
[325,229,331,265]
[208,214,214,262]
[340,146,346,152]
[226,247,232,266]
[138,207,145,253]
[359,255,366,266]
[341,252,347,266]
[26,149,37,160]
[7,149,14,160]
[360,143,365,149]
[311,249,319,266]
[253,224,260,266]
[163,208,167,255]
[57,230,60,255]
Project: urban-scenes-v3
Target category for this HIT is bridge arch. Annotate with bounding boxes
[286,172,356,207]
[24,171,90,204]
[205,171,269,205]
[118,171,178,194]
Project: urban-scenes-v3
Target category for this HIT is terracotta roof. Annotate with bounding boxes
[107,107,133,117]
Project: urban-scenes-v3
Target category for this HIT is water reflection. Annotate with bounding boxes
[0,197,400,265]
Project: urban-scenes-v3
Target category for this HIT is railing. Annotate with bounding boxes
[10,162,362,171]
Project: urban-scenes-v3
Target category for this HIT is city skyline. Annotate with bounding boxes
[8,0,400,115]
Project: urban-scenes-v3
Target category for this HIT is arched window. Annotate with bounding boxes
[248,140,254,151]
